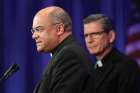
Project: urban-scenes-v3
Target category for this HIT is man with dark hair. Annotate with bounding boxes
[83,14,140,93]
[31,6,94,93]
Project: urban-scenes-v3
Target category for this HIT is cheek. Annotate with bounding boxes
[94,38,105,48]
[45,34,58,50]
[99,39,109,49]
[40,33,50,47]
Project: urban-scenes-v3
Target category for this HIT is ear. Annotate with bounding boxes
[108,30,116,43]
[56,23,65,35]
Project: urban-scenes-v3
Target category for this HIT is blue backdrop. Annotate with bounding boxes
[0,0,139,93]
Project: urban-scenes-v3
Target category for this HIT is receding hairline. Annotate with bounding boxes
[83,14,115,32]
[36,6,65,15]
[35,6,65,23]
[34,6,72,32]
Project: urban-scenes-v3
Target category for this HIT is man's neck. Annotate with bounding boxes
[96,46,113,60]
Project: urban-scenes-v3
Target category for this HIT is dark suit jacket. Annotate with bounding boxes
[95,48,140,93]
[33,35,94,93]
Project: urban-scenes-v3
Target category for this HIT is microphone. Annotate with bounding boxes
[0,64,19,82]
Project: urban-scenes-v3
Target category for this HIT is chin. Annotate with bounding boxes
[89,51,95,55]
[38,47,51,53]
[37,47,44,52]
[89,50,97,55]
[37,49,43,52]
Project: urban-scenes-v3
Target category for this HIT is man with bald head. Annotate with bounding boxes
[31,6,94,93]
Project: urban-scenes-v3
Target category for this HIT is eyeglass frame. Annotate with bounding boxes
[84,31,108,39]
[31,23,60,34]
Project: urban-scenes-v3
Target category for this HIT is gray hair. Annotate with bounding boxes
[83,14,115,32]
[49,7,72,32]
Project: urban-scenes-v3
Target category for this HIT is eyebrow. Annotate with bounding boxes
[32,26,44,29]
[84,31,105,34]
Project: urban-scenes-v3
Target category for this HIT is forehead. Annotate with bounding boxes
[84,21,103,33]
[32,15,50,28]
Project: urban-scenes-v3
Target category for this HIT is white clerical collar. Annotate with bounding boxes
[96,60,103,68]
[50,53,53,57]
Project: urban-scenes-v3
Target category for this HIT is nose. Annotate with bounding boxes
[32,32,39,40]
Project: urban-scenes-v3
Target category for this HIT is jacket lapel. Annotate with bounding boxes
[95,61,114,89]
[33,79,41,93]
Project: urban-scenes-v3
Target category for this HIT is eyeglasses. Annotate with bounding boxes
[31,26,45,34]
[84,31,106,39]
[31,23,60,34]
